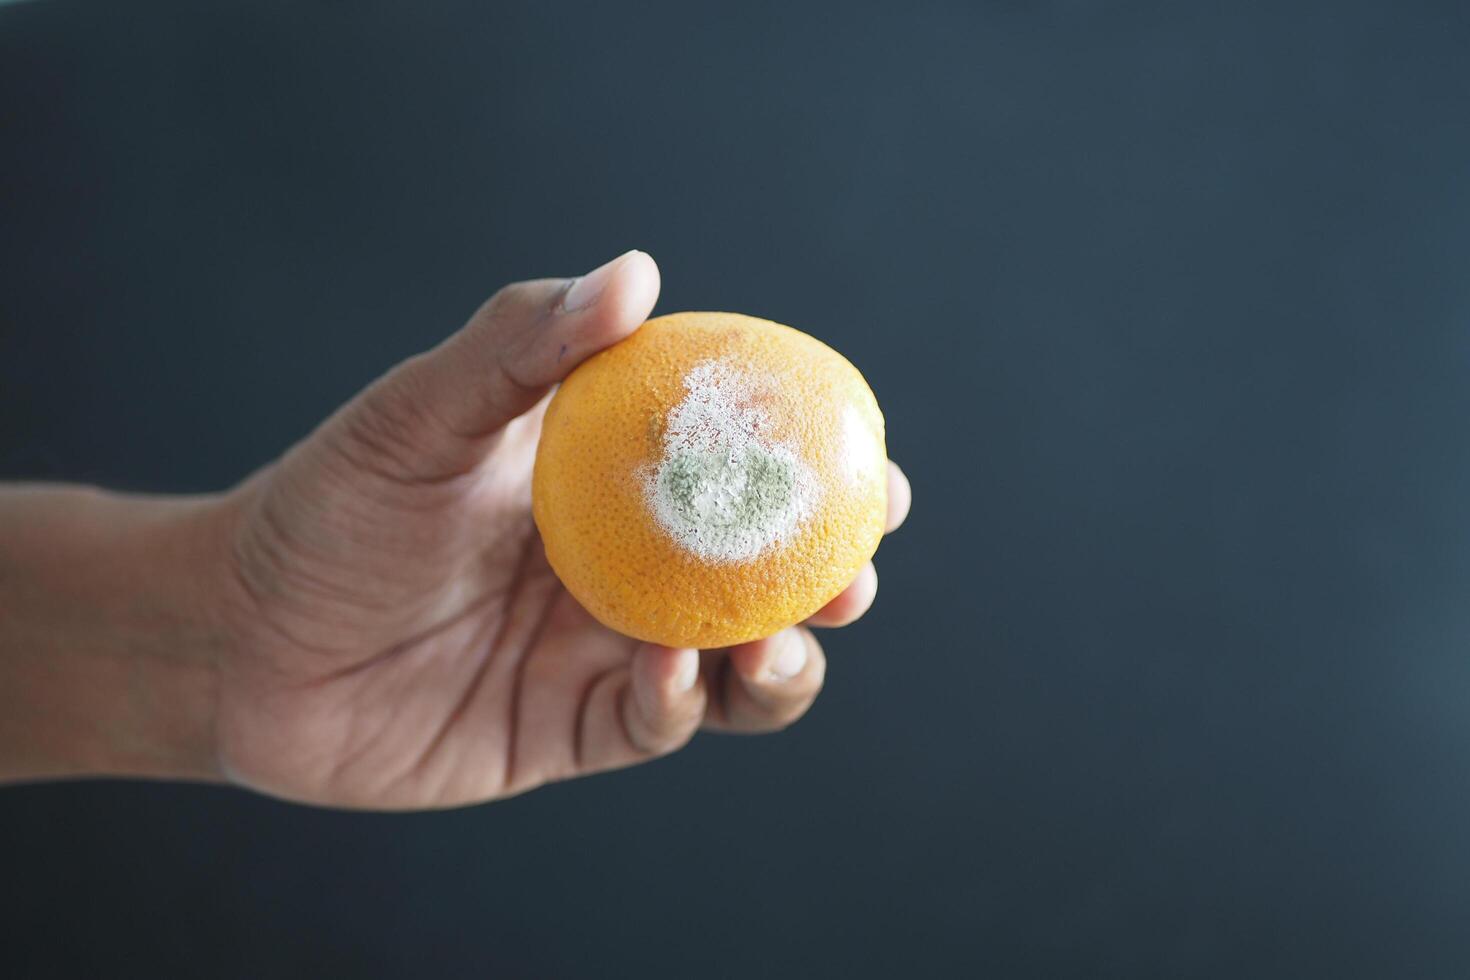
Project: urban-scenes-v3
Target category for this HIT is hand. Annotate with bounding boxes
[209,250,911,808]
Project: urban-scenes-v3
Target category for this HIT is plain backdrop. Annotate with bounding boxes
[4,1,1470,977]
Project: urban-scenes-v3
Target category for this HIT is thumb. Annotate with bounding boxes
[341,249,660,482]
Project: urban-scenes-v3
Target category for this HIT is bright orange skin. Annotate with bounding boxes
[532,312,888,649]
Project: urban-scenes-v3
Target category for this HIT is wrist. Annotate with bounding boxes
[0,485,232,784]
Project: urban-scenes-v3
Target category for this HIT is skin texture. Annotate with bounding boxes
[0,250,912,810]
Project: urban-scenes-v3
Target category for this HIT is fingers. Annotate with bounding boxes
[574,466,903,758]
[886,460,912,533]
[624,645,705,756]
[702,628,826,734]
[574,645,705,775]
[340,249,660,483]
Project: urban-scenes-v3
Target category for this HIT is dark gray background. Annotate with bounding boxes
[4,1,1470,976]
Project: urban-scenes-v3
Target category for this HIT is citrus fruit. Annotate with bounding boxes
[532,311,888,649]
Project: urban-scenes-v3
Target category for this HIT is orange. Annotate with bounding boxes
[532,311,888,649]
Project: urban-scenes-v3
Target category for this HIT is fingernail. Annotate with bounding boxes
[562,249,639,313]
[768,632,807,681]
[671,648,700,693]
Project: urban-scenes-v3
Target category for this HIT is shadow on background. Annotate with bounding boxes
[3,1,1470,977]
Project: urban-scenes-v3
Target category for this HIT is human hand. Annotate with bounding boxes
[200,251,909,808]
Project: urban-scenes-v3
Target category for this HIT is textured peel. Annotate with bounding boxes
[532,311,888,649]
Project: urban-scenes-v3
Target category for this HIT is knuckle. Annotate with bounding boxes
[806,645,828,689]
[648,723,698,757]
[337,373,430,473]
[476,277,560,326]
[622,688,699,759]
[783,691,821,726]
[734,684,820,732]
[330,362,481,487]
[633,722,695,760]
[756,698,817,733]
[479,279,529,317]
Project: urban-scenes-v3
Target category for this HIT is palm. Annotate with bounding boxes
[216,402,667,808]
